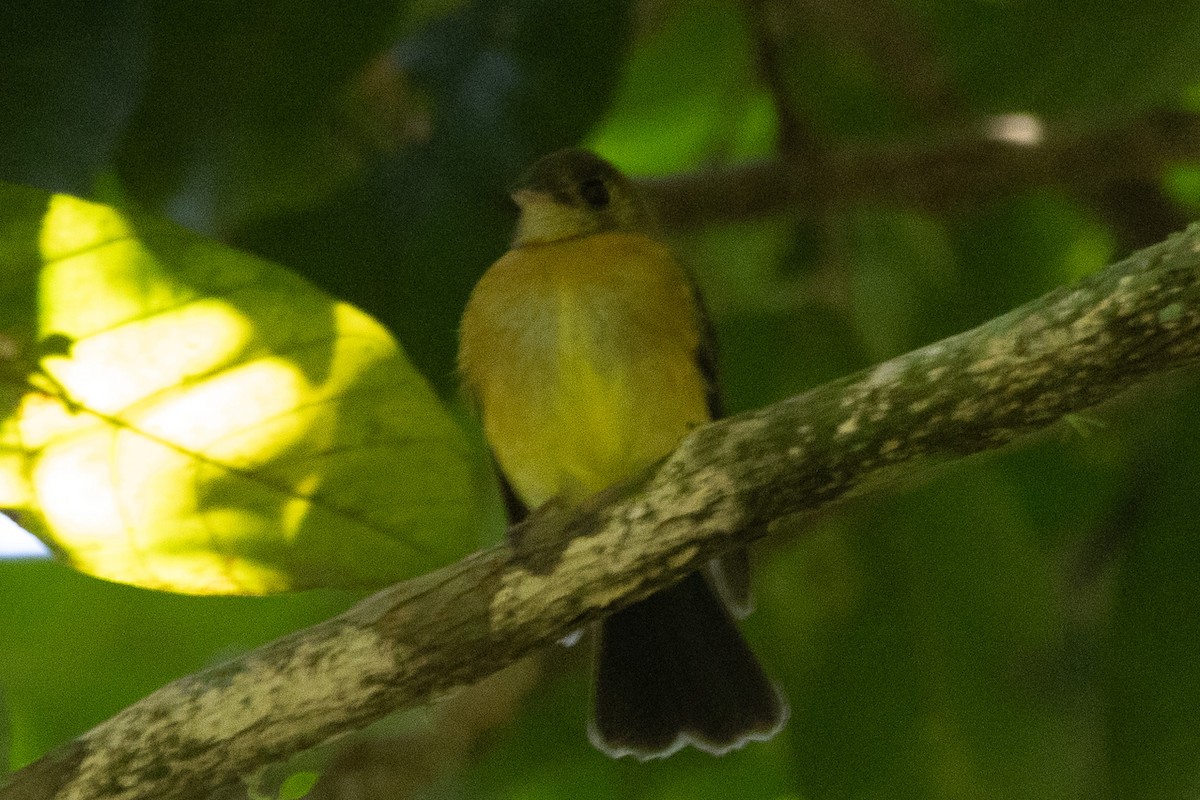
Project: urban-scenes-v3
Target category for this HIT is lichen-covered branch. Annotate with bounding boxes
[5,224,1200,800]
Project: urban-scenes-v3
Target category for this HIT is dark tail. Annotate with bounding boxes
[590,571,788,759]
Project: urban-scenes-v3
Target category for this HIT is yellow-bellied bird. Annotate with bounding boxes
[458,149,787,759]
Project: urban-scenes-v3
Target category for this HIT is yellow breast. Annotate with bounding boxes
[458,232,710,508]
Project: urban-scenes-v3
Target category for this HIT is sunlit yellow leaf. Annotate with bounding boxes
[0,183,476,594]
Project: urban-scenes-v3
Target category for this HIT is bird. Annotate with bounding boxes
[458,148,788,759]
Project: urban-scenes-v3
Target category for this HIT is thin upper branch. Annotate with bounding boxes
[641,109,1200,230]
[5,224,1200,800]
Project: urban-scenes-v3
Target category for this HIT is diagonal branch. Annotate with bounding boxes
[5,223,1200,800]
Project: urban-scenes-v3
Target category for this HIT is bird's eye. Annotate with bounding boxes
[579,177,610,209]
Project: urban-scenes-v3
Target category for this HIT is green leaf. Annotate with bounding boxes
[277,771,321,800]
[0,182,475,594]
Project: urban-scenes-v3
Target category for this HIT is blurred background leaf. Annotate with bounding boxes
[3,0,1200,798]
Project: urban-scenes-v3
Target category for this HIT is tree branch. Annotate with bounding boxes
[5,223,1200,800]
[642,109,1200,230]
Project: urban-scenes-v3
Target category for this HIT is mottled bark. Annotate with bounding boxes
[4,223,1200,800]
